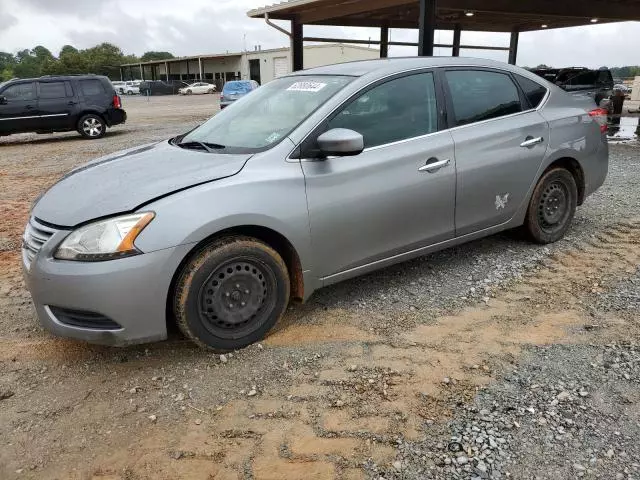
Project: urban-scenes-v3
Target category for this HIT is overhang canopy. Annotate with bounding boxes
[248,0,640,32]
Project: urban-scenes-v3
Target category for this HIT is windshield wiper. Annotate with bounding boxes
[176,141,225,153]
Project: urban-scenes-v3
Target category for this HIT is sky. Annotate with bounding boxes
[1,0,639,68]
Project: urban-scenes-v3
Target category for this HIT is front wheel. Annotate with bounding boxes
[524,168,577,244]
[207,89,214,94]
[186,89,192,95]
[77,114,106,139]
[173,236,290,351]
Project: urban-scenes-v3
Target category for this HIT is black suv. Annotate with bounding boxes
[0,75,126,139]
[531,67,614,105]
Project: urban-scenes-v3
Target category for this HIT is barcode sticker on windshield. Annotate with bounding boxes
[287,81,327,92]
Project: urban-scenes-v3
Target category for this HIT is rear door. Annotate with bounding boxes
[301,70,456,280]
[37,80,76,130]
[442,68,549,236]
[0,82,38,134]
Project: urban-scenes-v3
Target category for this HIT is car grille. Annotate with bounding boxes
[22,217,57,269]
[49,307,122,330]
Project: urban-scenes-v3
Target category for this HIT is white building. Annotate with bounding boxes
[120,44,379,88]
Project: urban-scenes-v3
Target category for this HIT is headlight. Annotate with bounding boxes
[55,212,154,261]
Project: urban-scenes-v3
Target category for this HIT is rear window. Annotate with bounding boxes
[79,79,106,96]
[514,74,547,109]
[223,81,253,94]
[39,81,69,99]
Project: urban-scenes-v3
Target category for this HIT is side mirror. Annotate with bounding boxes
[317,128,364,157]
[0,96,7,105]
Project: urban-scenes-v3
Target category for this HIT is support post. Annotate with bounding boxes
[452,24,461,57]
[508,29,519,65]
[198,57,203,80]
[186,60,190,80]
[129,65,133,81]
[380,25,389,58]
[165,61,169,81]
[119,67,123,81]
[139,64,144,80]
[418,0,436,56]
[291,19,303,71]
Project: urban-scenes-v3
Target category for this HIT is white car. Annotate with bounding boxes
[178,82,217,95]
[124,81,140,95]
[112,81,127,94]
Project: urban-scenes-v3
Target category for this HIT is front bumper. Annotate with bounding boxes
[23,221,195,346]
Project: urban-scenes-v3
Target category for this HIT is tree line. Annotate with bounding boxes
[0,43,175,81]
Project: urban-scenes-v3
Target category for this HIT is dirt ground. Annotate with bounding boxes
[0,95,639,480]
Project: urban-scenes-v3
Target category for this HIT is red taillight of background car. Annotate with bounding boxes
[588,108,608,133]
[113,95,122,109]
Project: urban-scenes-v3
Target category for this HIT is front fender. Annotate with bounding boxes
[134,142,313,275]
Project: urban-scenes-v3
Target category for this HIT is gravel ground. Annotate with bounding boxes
[0,98,639,479]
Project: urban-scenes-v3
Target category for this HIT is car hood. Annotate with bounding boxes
[32,140,251,227]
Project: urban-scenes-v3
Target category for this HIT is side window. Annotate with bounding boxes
[445,70,522,126]
[514,74,547,109]
[2,83,35,101]
[327,72,438,149]
[38,81,68,99]
[65,81,74,97]
[79,79,105,96]
[566,71,597,87]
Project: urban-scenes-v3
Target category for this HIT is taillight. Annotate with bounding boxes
[220,94,224,101]
[589,108,608,133]
[113,95,122,109]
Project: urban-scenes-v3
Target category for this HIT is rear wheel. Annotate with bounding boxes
[173,236,290,351]
[524,168,577,244]
[207,89,214,94]
[77,114,106,139]
[186,89,192,95]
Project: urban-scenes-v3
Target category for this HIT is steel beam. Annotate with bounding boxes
[418,0,436,56]
[508,28,519,65]
[291,19,304,71]
[380,25,389,58]
[452,24,461,56]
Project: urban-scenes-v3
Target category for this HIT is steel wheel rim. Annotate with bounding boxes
[198,257,277,339]
[82,118,102,137]
[538,181,569,233]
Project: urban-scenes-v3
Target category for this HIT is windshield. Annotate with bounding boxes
[180,75,353,152]
[223,81,253,94]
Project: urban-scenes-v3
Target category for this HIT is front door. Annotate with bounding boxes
[301,71,456,280]
[0,81,38,134]
[37,80,76,130]
[442,69,549,236]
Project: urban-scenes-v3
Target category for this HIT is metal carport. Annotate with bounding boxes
[247,0,640,70]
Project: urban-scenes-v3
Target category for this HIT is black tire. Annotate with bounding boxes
[186,89,192,95]
[77,114,106,139]
[524,168,577,244]
[207,89,214,94]
[173,236,290,351]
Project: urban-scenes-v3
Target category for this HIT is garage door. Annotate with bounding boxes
[274,57,289,78]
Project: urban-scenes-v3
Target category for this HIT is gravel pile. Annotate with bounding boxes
[371,344,640,480]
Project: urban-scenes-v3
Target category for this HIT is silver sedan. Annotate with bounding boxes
[23,57,608,350]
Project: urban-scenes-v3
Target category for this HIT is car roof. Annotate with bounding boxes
[291,56,527,78]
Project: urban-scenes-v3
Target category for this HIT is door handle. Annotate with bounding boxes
[67,101,77,105]
[25,105,34,110]
[520,136,544,148]
[418,158,451,173]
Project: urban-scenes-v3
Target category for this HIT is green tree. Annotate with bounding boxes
[0,52,16,81]
[140,51,174,62]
